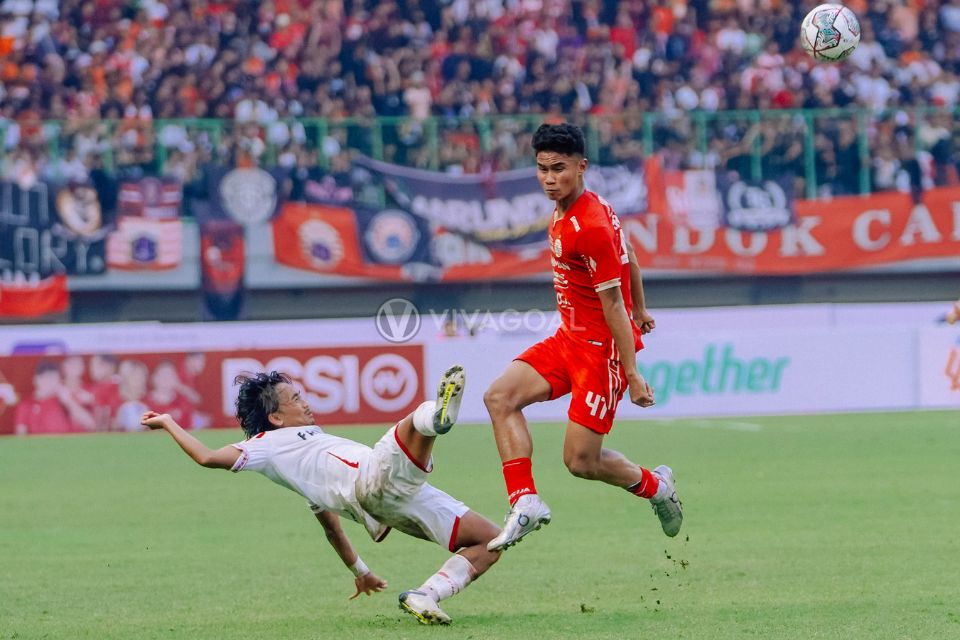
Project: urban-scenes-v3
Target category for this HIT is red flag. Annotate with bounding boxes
[0,275,69,317]
[106,217,184,270]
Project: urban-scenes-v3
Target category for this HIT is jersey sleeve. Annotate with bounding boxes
[230,435,271,473]
[575,224,622,292]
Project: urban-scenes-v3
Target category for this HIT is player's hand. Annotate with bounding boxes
[626,373,655,408]
[349,572,388,600]
[634,309,656,335]
[140,411,170,430]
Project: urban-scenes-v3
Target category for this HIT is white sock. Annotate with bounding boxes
[419,554,477,602]
[412,401,437,437]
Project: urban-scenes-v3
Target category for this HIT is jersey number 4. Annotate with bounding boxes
[584,391,608,419]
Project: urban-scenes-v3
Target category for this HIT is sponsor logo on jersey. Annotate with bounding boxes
[328,452,360,468]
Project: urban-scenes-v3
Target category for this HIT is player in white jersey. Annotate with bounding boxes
[141,365,501,625]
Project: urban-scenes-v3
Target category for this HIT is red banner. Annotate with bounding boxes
[0,275,69,318]
[0,345,425,436]
[273,203,403,279]
[272,202,549,282]
[627,187,960,274]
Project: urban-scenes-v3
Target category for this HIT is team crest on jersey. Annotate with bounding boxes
[553,238,562,257]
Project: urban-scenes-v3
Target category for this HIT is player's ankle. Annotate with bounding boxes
[503,458,537,504]
[411,401,437,436]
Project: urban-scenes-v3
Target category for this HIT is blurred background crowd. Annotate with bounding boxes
[1,0,959,196]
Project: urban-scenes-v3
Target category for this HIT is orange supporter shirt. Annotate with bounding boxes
[651,6,674,36]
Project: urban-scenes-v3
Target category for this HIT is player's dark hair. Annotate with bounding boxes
[35,360,60,376]
[532,123,585,157]
[234,371,290,438]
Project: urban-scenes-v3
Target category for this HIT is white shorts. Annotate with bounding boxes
[357,425,469,551]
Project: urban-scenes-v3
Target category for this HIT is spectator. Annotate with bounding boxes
[87,353,121,432]
[0,0,958,182]
[115,359,149,432]
[146,360,195,431]
[14,360,93,435]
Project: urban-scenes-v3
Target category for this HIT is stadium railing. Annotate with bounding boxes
[4,106,959,198]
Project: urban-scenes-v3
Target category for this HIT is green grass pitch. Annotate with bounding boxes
[2,411,959,639]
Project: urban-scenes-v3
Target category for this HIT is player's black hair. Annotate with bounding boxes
[532,123,586,157]
[35,360,60,376]
[234,371,290,438]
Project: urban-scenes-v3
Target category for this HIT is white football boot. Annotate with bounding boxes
[486,493,552,551]
[399,590,452,625]
[433,365,465,435]
[650,465,683,537]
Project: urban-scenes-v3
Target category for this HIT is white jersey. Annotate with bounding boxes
[231,426,385,539]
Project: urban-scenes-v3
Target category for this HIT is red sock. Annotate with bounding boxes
[627,467,660,499]
[502,458,537,504]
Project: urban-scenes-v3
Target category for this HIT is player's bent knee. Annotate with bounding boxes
[483,385,513,415]
[564,455,600,480]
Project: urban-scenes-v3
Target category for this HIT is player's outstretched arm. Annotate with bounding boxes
[314,510,388,599]
[140,411,241,469]
[625,243,655,334]
[598,286,655,408]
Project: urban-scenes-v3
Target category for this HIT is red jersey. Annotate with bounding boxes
[87,379,122,424]
[549,190,640,349]
[14,397,76,434]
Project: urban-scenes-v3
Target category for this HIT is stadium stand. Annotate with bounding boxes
[1,0,958,187]
[1,1,959,323]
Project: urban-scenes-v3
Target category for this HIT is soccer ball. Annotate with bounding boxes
[800,4,861,62]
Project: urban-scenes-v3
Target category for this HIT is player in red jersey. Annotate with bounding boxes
[485,123,683,551]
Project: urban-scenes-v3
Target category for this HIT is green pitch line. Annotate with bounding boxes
[1,411,958,640]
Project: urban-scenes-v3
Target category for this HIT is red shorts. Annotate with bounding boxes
[516,328,640,434]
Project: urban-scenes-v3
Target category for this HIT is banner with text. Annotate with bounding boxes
[0,180,109,316]
[0,345,424,435]
[628,186,960,274]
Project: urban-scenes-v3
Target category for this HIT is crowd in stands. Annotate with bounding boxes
[1,0,959,197]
